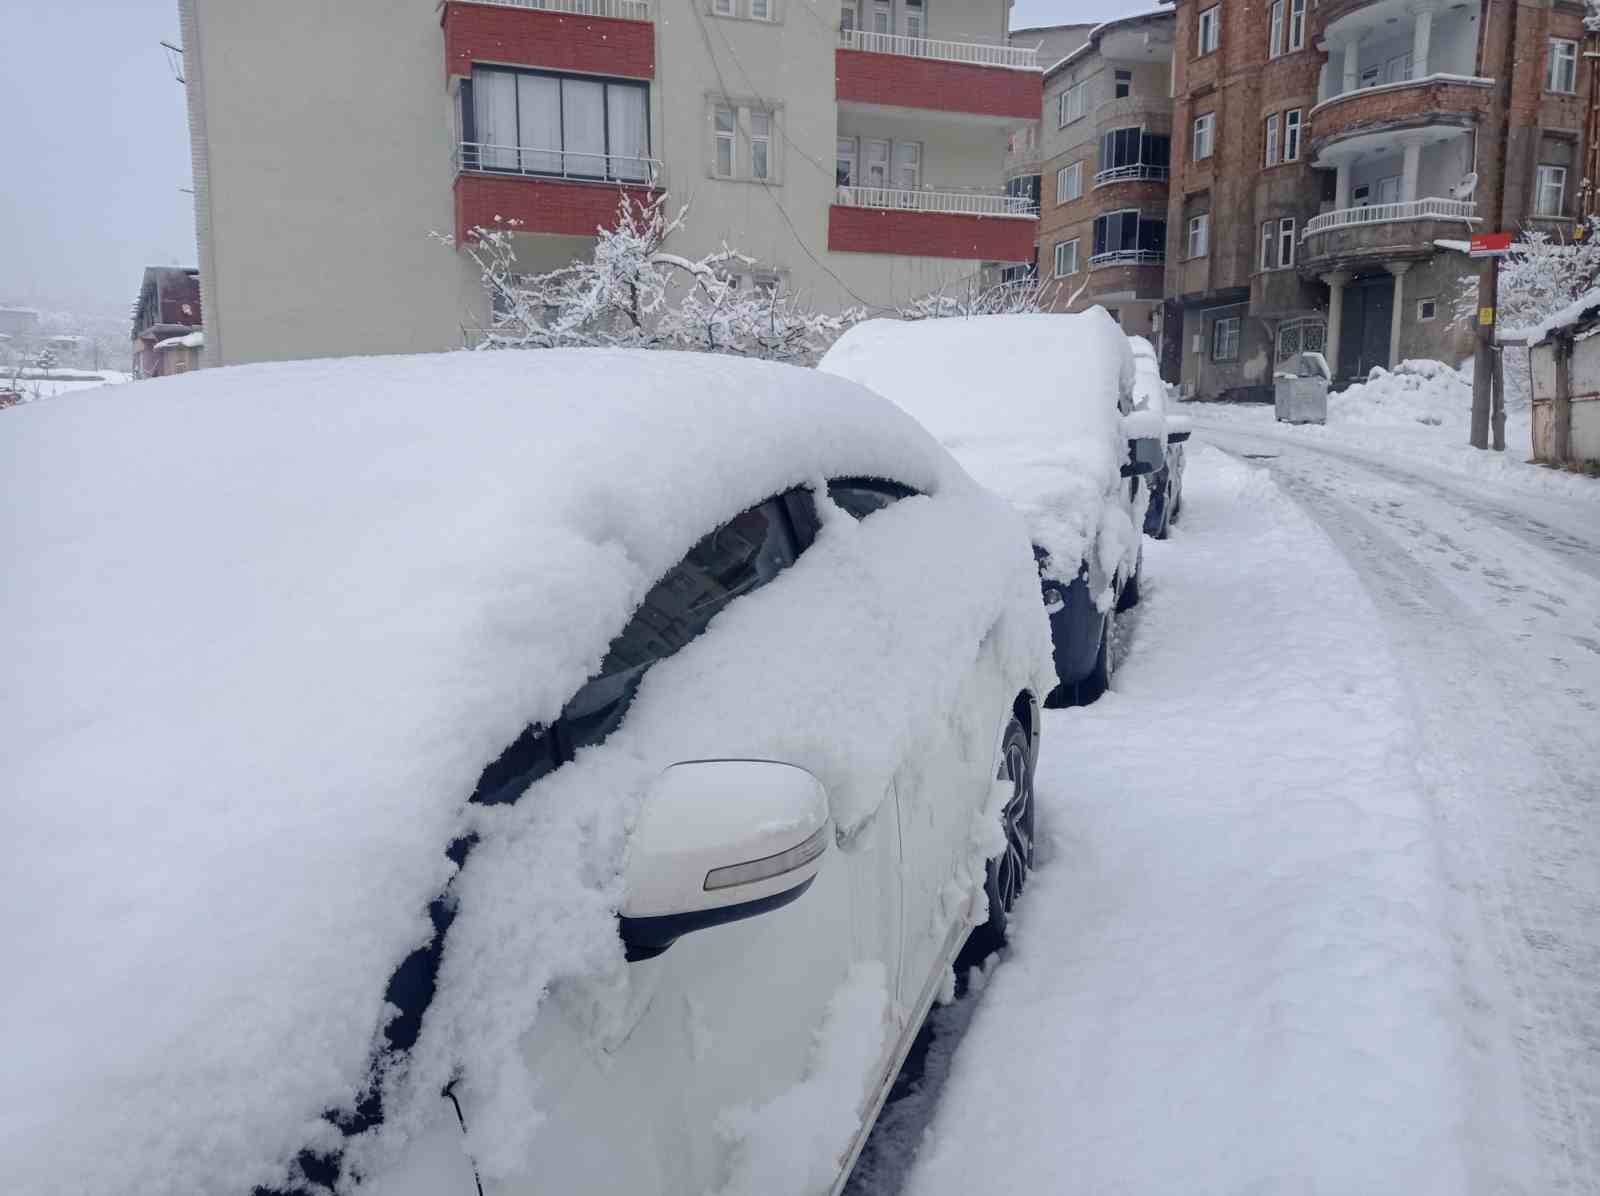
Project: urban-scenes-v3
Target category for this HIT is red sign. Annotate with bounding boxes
[1468,232,1513,257]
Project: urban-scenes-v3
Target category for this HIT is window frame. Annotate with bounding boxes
[1114,69,1132,99]
[1536,163,1568,217]
[1054,238,1080,277]
[1058,80,1088,127]
[1548,38,1579,94]
[1057,160,1083,203]
[1212,315,1241,362]
[1288,0,1306,50]
[1198,5,1220,55]
[1192,112,1215,162]
[1283,108,1302,161]
[1277,216,1296,268]
[1268,0,1283,58]
[1264,113,1279,167]
[1187,211,1210,259]
[1260,220,1274,270]
[750,111,772,180]
[464,66,652,182]
[1417,297,1438,322]
[713,105,737,178]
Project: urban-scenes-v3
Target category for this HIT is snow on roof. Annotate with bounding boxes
[1,348,987,1195]
[154,329,205,350]
[1042,8,1172,75]
[1500,283,1600,345]
[820,312,1135,572]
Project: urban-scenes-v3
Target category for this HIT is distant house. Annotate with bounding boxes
[0,307,41,339]
[132,267,202,378]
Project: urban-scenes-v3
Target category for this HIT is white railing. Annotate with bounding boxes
[839,27,1038,70]
[834,185,1038,217]
[455,0,651,20]
[1303,196,1479,237]
[1093,163,1169,187]
[1088,249,1165,267]
[456,142,662,186]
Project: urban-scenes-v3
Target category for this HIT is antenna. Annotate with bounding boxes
[161,40,185,84]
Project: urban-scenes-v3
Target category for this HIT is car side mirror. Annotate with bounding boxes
[1120,435,1162,477]
[619,760,830,961]
[1166,429,1191,444]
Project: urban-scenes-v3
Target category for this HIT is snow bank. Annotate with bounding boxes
[154,330,205,350]
[820,312,1139,591]
[902,447,1475,1195]
[1,349,1052,1194]
[1500,282,1600,345]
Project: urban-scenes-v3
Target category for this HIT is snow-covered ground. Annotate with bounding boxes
[853,430,1600,1195]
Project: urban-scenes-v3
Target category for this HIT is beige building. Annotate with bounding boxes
[179,0,1042,367]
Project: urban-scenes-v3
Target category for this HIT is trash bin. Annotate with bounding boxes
[1274,351,1329,424]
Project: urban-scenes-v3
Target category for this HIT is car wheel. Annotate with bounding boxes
[1078,609,1115,703]
[964,717,1034,959]
[1116,557,1141,612]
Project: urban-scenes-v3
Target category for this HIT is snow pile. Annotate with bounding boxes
[1328,358,1478,429]
[820,312,1140,595]
[2,350,1054,1194]
[902,447,1476,1195]
[713,962,890,1196]
[154,330,205,350]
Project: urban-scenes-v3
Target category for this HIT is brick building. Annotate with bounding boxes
[1165,0,1596,397]
[131,267,203,379]
[1033,11,1176,342]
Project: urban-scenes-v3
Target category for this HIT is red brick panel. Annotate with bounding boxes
[835,49,1041,120]
[442,1,655,81]
[1088,178,1170,208]
[455,173,659,242]
[827,205,1036,262]
[1310,79,1489,153]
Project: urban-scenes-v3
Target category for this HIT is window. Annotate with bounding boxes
[893,141,921,189]
[749,112,772,180]
[1057,161,1083,202]
[1383,52,1413,84]
[1376,174,1401,204]
[1099,127,1171,179]
[469,67,650,182]
[1536,164,1568,216]
[1192,112,1215,161]
[1260,220,1275,270]
[714,106,736,177]
[1058,80,1088,126]
[1093,210,1167,260]
[1276,317,1324,363]
[872,0,890,33]
[1360,66,1381,88]
[1277,217,1296,268]
[714,0,734,13]
[827,477,916,520]
[1188,212,1210,258]
[1213,316,1241,361]
[750,0,771,19]
[1549,38,1578,93]
[1353,183,1371,206]
[1288,0,1305,50]
[1115,69,1132,99]
[1265,113,1279,166]
[836,137,857,186]
[1054,238,1080,276]
[1283,109,1302,161]
[902,0,923,39]
[1268,0,1283,57]
[1417,298,1438,321]
[840,1,856,31]
[864,138,890,188]
[1198,5,1220,54]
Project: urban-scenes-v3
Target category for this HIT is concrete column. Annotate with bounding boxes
[1412,4,1434,78]
[1323,270,1350,376]
[1342,37,1360,94]
[1387,262,1411,367]
[1335,158,1353,209]
[1401,138,1423,204]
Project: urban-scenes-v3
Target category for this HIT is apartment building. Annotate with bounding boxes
[1165,0,1596,398]
[177,0,1041,367]
[1031,12,1176,344]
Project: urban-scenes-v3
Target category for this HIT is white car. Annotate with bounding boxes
[1,349,1055,1196]
[820,311,1162,706]
[1129,335,1190,539]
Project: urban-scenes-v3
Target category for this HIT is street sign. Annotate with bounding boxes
[1469,232,1514,257]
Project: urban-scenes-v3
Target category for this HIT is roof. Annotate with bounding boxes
[1043,8,1175,77]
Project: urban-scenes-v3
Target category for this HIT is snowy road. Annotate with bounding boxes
[849,429,1600,1196]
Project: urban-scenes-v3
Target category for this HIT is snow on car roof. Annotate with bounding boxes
[820,311,1136,574]
[0,349,976,1195]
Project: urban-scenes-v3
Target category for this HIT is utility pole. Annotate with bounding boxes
[1472,259,1495,449]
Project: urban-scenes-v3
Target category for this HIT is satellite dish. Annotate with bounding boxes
[1450,171,1479,201]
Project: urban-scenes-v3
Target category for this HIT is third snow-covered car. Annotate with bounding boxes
[2,349,1055,1196]
[820,311,1162,706]
[1129,334,1189,539]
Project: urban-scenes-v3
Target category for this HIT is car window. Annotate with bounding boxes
[827,476,919,520]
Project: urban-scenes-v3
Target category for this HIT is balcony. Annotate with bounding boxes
[452,143,663,243]
[442,0,655,81]
[1088,249,1165,268]
[1093,164,1168,187]
[829,185,1037,262]
[835,30,1042,122]
[1299,196,1479,271]
[1309,74,1490,155]
[1303,196,1476,237]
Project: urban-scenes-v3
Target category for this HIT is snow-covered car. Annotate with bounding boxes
[1,350,1057,1196]
[1129,335,1190,539]
[820,311,1163,706]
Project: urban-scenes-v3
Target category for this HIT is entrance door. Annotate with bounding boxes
[1338,276,1394,382]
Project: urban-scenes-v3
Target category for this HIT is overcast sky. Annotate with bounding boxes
[0,0,1146,316]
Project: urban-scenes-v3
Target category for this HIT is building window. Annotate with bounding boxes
[750,112,772,179]
[1276,317,1324,362]
[1192,112,1215,161]
[714,0,734,13]
[714,106,736,177]
[1198,5,1220,54]
[863,138,890,187]
[1098,127,1171,181]
[892,140,921,189]
[902,0,923,38]
[1093,209,1167,261]
[1417,298,1438,321]
[1277,217,1296,267]
[1115,69,1132,98]
[1058,80,1088,126]
[1268,0,1283,57]
[1054,238,1080,276]
[1213,315,1241,362]
[1536,164,1567,216]
[836,137,857,186]
[1383,51,1413,84]
[468,67,651,182]
[1057,161,1083,202]
[1549,38,1579,93]
[1283,109,1302,161]
[840,1,856,32]
[1288,0,1305,50]
[1360,65,1382,88]
[1260,220,1275,270]
[1188,212,1210,258]
[1265,113,1279,166]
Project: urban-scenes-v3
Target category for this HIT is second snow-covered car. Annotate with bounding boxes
[1129,334,1189,540]
[820,311,1162,706]
[2,349,1056,1196]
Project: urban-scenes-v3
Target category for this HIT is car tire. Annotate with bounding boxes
[963,717,1035,960]
[1078,609,1115,703]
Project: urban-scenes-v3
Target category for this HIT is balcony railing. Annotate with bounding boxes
[1088,249,1165,267]
[456,142,662,185]
[454,0,651,20]
[839,28,1038,70]
[1094,163,1170,187]
[1303,196,1479,237]
[835,184,1038,217]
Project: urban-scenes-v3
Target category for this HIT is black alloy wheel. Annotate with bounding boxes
[964,718,1035,960]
